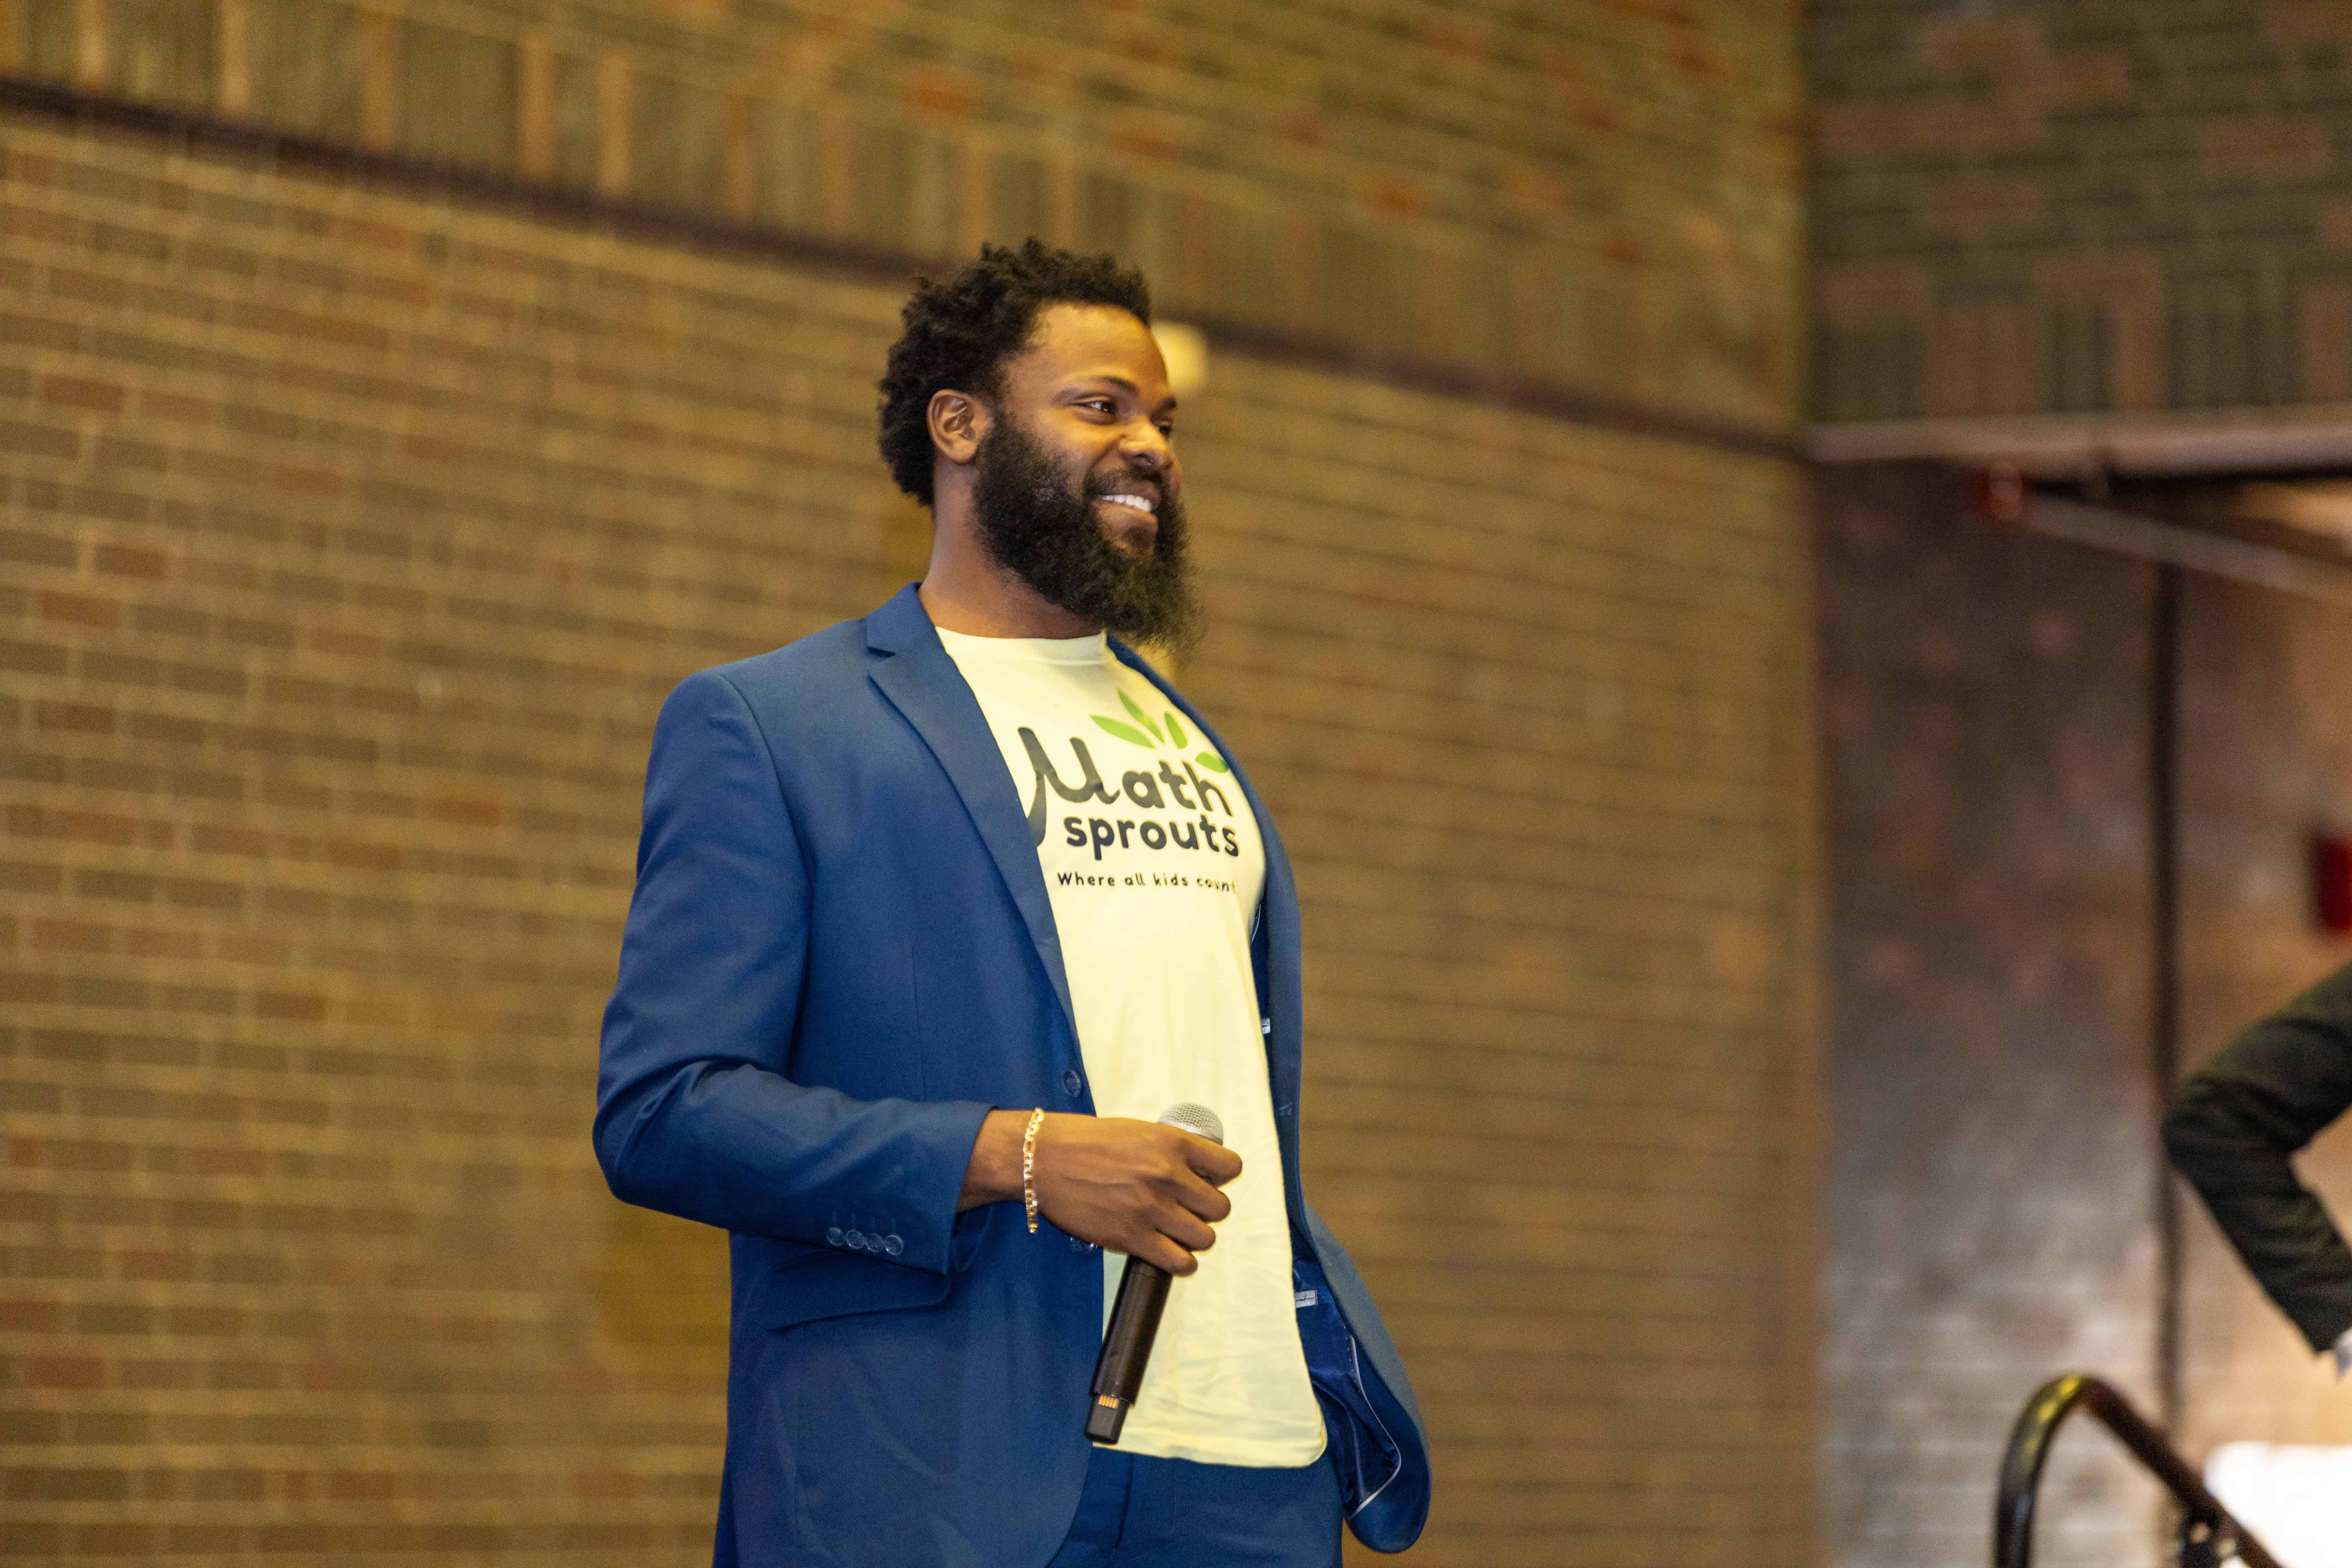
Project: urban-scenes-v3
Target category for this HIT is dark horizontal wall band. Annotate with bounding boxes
[0,76,1798,463]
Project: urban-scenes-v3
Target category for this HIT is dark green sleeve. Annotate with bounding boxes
[2163,960,2352,1354]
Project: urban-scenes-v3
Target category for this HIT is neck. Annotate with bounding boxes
[918,494,1100,639]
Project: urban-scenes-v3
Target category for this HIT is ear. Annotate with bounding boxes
[927,389,990,467]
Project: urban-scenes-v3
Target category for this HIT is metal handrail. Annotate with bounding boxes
[1994,1374,2283,1568]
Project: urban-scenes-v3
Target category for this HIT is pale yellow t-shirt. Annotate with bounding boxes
[936,627,1326,1469]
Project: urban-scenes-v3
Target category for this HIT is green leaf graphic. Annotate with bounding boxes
[1119,690,1165,742]
[1092,715,1155,747]
[1165,714,1188,749]
[1193,751,1229,773]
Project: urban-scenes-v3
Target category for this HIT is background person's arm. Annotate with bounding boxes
[2164,960,2352,1359]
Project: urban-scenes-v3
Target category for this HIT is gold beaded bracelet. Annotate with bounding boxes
[1021,1108,1045,1233]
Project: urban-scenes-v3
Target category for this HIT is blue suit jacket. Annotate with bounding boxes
[596,586,1430,1566]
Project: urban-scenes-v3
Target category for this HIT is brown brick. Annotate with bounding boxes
[0,638,71,674]
[92,544,168,579]
[138,388,210,423]
[70,1303,152,1335]
[126,927,203,960]
[0,415,78,460]
[0,1299,66,1332]
[48,1138,135,1171]
[126,711,204,745]
[82,651,245,697]
[7,805,139,846]
[31,920,113,952]
[0,530,77,567]
[74,869,155,902]
[327,839,403,872]
[67,1412,147,1443]
[153,983,235,1015]
[66,976,150,1009]
[74,1525,159,1553]
[41,374,125,413]
[31,700,114,734]
[20,1357,105,1389]
[72,758,155,792]
[0,1525,65,1555]
[1,1245,97,1275]
[428,793,503,827]
[0,309,78,349]
[191,825,271,857]
[333,215,412,252]
[0,972,63,1003]
[119,1250,197,1282]
[92,436,168,471]
[37,593,119,630]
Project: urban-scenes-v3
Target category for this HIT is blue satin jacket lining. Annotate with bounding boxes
[1292,1257,1404,1518]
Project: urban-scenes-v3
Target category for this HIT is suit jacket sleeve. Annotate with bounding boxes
[2163,959,2352,1352]
[593,668,995,1275]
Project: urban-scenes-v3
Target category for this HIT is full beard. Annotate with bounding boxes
[968,415,1202,654]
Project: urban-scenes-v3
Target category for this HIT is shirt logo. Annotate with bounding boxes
[1016,696,1241,862]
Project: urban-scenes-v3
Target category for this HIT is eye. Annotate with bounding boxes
[1077,398,1116,416]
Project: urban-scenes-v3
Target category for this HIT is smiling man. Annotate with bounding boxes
[595,241,1428,1568]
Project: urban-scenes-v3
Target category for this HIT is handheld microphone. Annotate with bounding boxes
[1085,1101,1224,1444]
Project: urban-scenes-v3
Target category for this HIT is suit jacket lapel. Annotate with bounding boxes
[866,586,1078,1040]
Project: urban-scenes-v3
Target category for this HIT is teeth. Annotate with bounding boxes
[1102,493,1155,513]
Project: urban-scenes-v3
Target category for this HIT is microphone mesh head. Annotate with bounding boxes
[1157,1102,1224,1146]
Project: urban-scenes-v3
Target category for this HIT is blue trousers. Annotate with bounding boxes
[1045,1447,1342,1568]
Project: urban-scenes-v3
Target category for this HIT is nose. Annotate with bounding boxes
[1121,424,1174,480]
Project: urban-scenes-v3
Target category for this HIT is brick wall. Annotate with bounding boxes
[0,111,1822,1566]
[0,0,1804,435]
[1811,0,2352,422]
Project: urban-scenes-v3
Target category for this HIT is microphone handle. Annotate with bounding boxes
[1084,1255,1171,1443]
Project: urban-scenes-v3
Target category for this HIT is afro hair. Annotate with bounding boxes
[877,239,1152,507]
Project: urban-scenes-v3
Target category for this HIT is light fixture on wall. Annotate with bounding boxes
[1973,461,2029,525]
[1152,322,1209,399]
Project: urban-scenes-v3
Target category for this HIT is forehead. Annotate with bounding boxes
[1008,303,1169,394]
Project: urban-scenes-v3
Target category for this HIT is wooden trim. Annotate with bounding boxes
[0,75,1799,460]
[2025,496,2352,608]
[1813,406,2352,479]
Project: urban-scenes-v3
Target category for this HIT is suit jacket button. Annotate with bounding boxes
[883,1235,903,1256]
[1062,1069,1084,1096]
[846,1230,866,1250]
[826,1228,844,1246]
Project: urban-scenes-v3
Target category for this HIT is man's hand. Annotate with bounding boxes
[959,1110,1242,1275]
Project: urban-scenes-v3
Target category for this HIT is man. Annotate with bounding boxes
[595,240,1430,1567]
[2165,960,2352,1378]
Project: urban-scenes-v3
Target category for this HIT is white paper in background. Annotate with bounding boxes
[2206,1443,2352,1568]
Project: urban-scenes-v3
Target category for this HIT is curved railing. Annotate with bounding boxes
[1995,1374,2282,1568]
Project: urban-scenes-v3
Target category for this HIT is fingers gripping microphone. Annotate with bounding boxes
[1085,1102,1223,1444]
